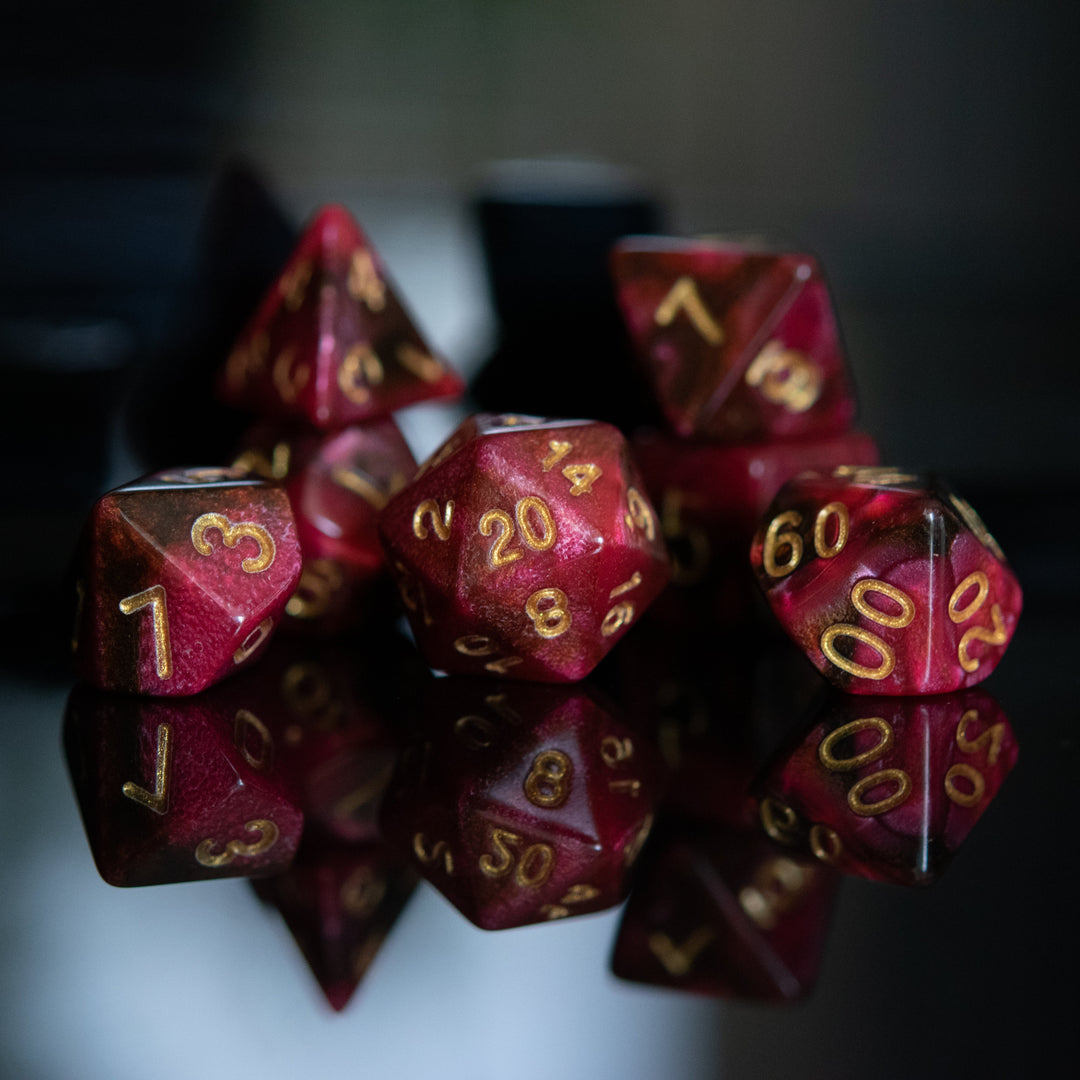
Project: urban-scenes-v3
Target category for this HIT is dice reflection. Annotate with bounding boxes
[64,684,303,886]
[379,678,658,929]
[754,690,1018,885]
[253,838,417,1011]
[612,826,839,1000]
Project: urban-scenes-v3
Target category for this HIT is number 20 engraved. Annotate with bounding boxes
[948,571,1007,673]
[479,496,557,568]
[478,828,554,887]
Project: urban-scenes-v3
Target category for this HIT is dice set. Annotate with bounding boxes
[62,201,1022,1008]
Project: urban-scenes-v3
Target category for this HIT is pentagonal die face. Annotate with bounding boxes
[218,204,463,428]
[73,467,302,695]
[750,468,1022,695]
[378,415,670,681]
[236,420,417,631]
[612,238,857,441]
[754,690,1018,886]
[379,679,659,930]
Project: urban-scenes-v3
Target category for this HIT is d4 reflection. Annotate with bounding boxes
[754,691,1017,886]
[379,679,658,929]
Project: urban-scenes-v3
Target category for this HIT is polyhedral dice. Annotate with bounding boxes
[754,690,1017,886]
[611,826,839,1000]
[72,466,302,695]
[253,839,417,1011]
[379,679,658,929]
[234,419,417,632]
[632,428,878,624]
[612,237,858,441]
[378,414,670,681]
[218,204,464,427]
[750,468,1023,694]
[64,684,303,886]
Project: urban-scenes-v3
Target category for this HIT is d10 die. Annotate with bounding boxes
[64,684,303,886]
[218,204,464,427]
[379,679,658,930]
[612,237,857,441]
[378,414,670,681]
[754,690,1017,886]
[235,419,417,632]
[72,467,302,695]
[611,826,839,1001]
[632,428,878,624]
[253,839,417,1011]
[750,468,1022,694]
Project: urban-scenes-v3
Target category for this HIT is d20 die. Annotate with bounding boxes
[612,237,857,441]
[72,466,302,695]
[218,204,464,427]
[754,690,1017,886]
[750,468,1022,694]
[64,684,302,886]
[378,414,670,681]
[379,679,658,929]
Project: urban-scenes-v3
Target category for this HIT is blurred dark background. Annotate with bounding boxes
[1,3,1077,1077]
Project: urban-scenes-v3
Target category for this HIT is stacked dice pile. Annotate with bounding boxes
[64,208,1022,1008]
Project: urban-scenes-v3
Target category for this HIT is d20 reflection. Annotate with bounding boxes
[379,679,658,929]
[64,685,303,886]
[378,414,670,681]
[235,419,417,633]
[754,690,1017,886]
[218,204,464,427]
[253,839,417,1011]
[611,826,839,1000]
[750,469,1022,695]
[72,466,302,695]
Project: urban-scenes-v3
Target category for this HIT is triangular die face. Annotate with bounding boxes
[223,204,463,426]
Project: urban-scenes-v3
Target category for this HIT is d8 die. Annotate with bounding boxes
[612,237,857,441]
[379,679,658,929]
[218,204,464,427]
[235,419,416,632]
[64,684,303,886]
[378,414,670,681]
[72,467,302,695]
[750,468,1022,694]
[755,690,1017,886]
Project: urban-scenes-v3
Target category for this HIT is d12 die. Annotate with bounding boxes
[379,679,658,929]
[64,684,303,886]
[235,419,416,632]
[632,428,878,624]
[378,414,670,681]
[218,204,464,427]
[72,467,302,695]
[755,690,1017,885]
[750,468,1022,694]
[253,839,417,1011]
[611,826,839,1001]
[612,237,857,441]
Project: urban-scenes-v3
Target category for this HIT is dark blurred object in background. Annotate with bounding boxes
[470,159,662,428]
